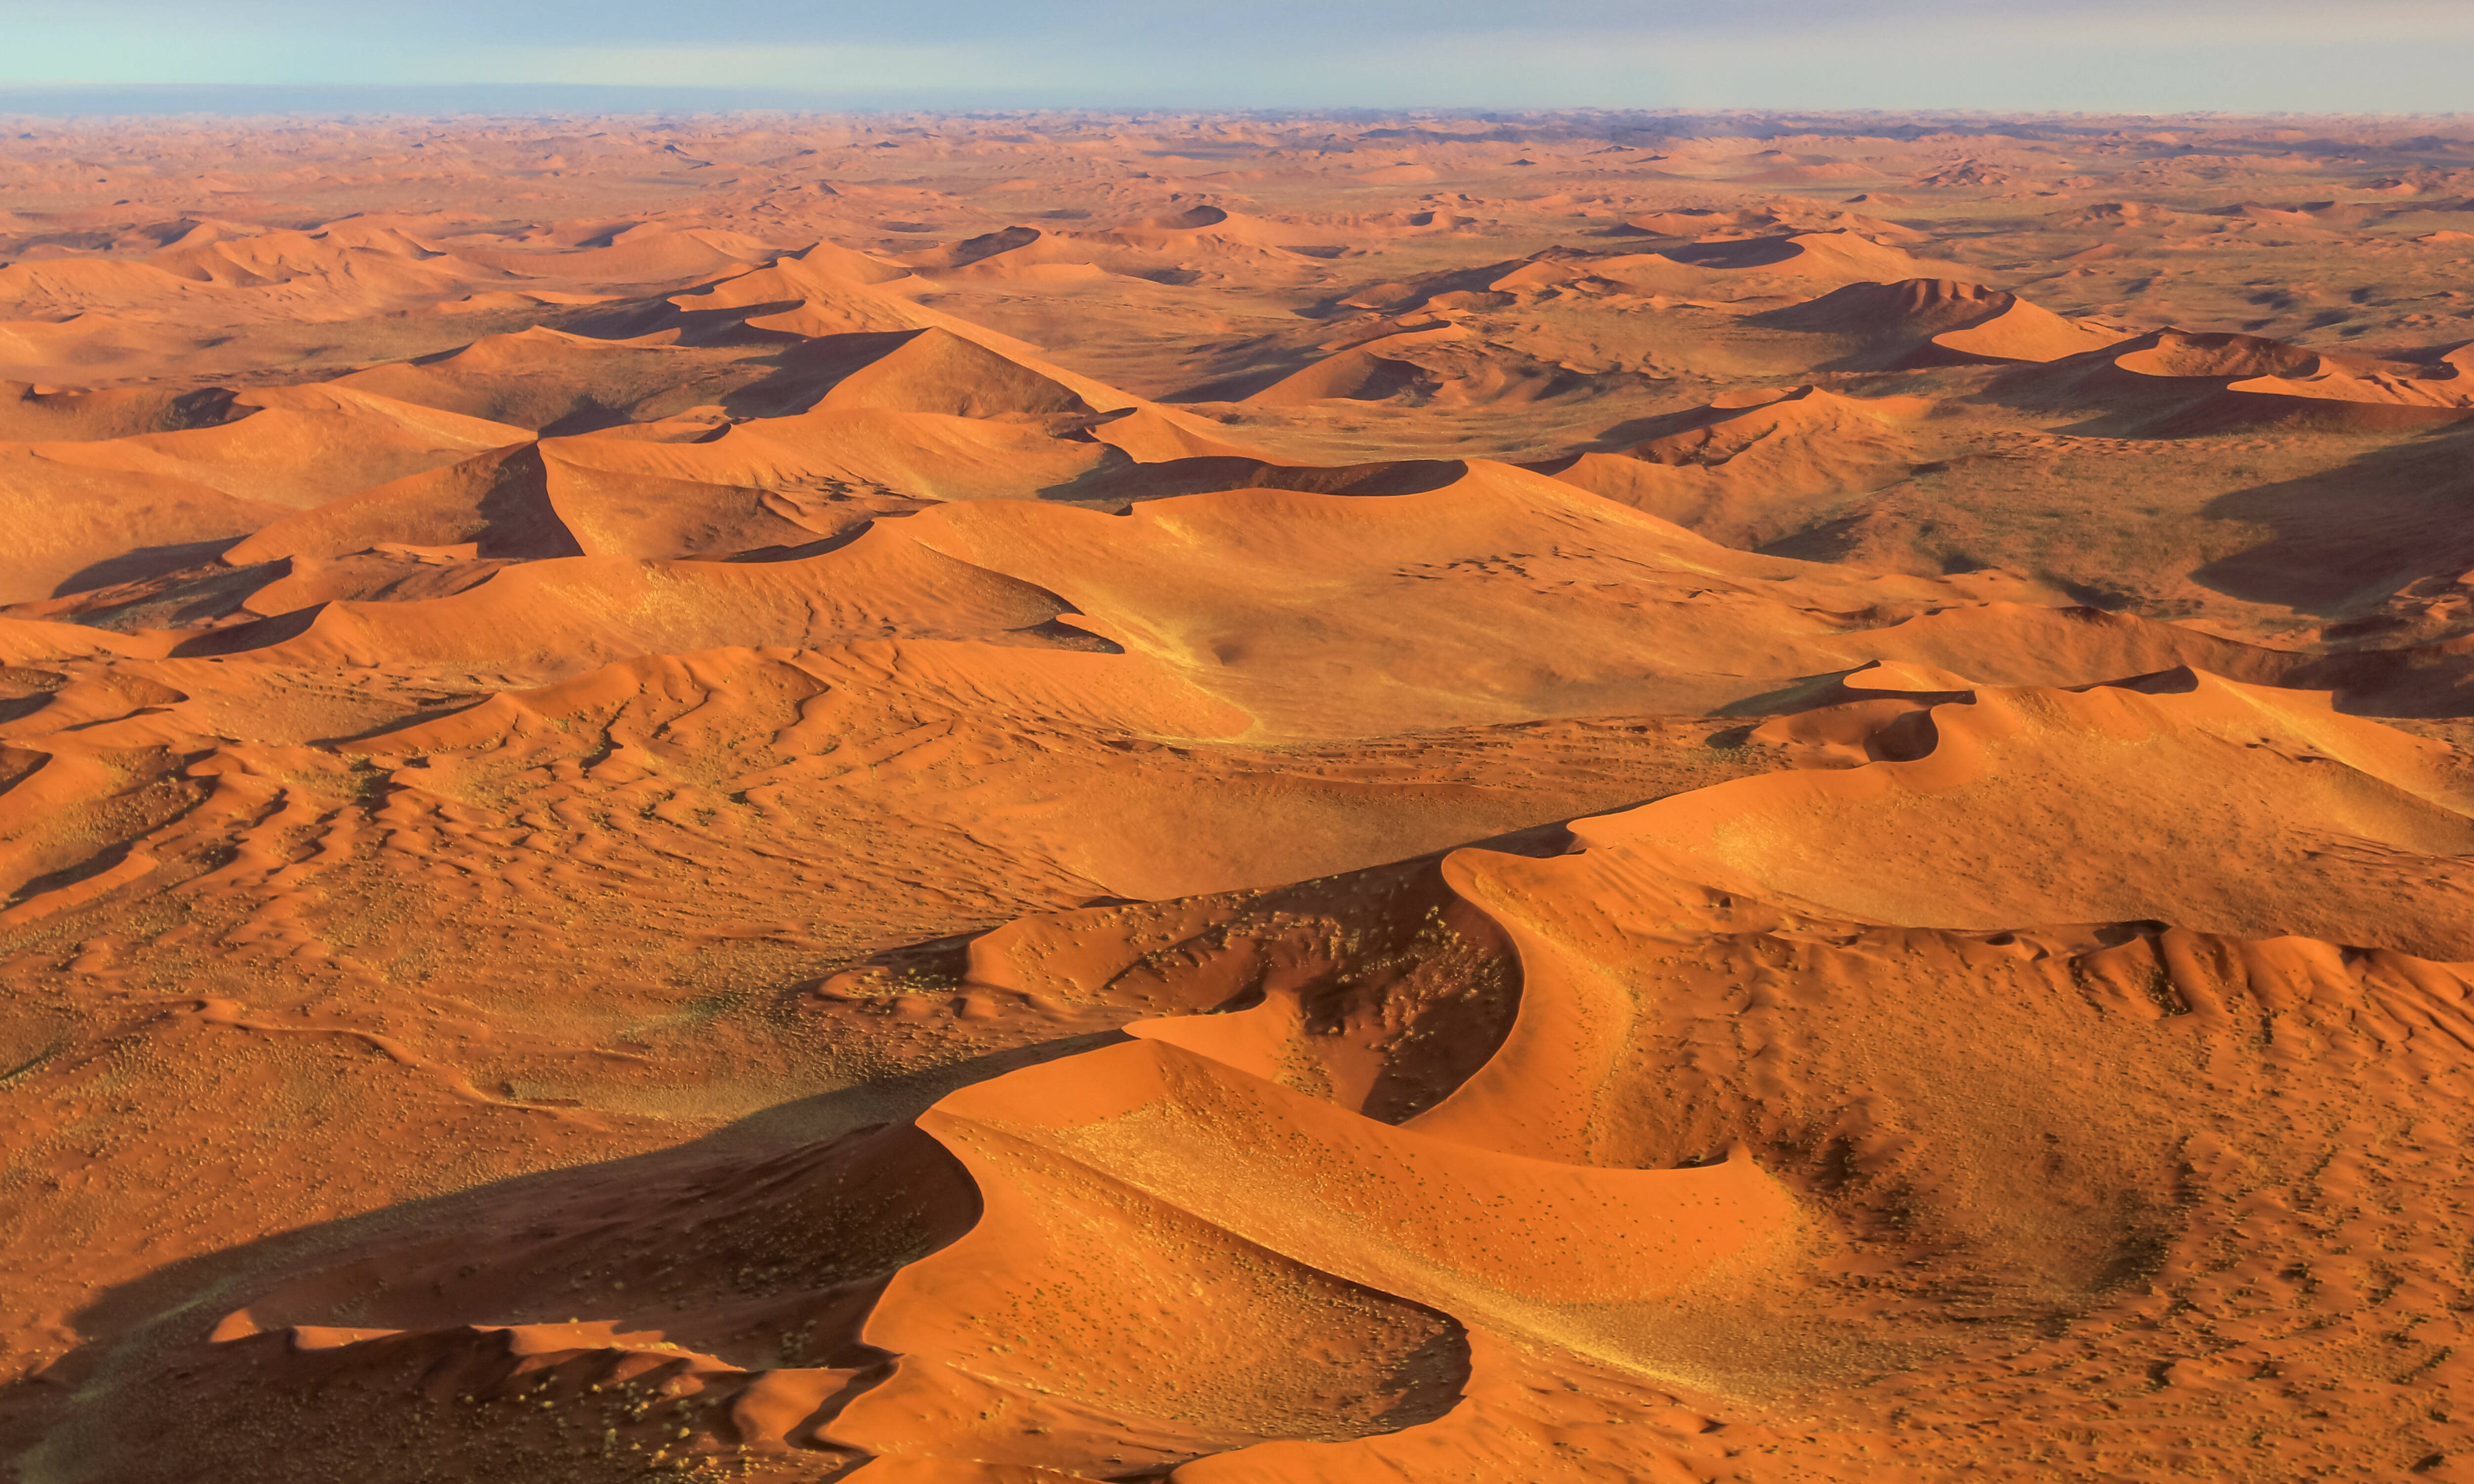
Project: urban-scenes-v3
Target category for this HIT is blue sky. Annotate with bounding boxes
[4,0,2473,113]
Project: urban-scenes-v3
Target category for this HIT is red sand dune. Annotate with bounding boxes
[2006,327,2474,432]
[1533,385,1932,543]
[6,109,2474,1484]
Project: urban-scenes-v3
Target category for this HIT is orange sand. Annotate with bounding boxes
[4,109,2474,1484]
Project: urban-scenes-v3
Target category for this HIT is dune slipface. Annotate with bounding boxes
[5,109,2474,1484]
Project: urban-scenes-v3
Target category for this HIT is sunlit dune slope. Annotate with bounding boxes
[1579,667,2474,957]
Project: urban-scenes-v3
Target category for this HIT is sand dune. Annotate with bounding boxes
[1535,385,1929,543]
[1758,277,2132,365]
[898,207,1349,287]
[0,311,203,381]
[1641,228,1964,282]
[567,244,939,346]
[224,442,581,564]
[0,379,243,441]
[547,405,1120,505]
[1315,230,1969,328]
[333,327,741,433]
[9,109,2474,1484]
[442,223,785,285]
[1244,344,1431,405]
[1242,323,1603,410]
[0,448,291,602]
[123,385,530,502]
[2004,327,2474,432]
[814,327,1098,418]
[1584,667,2474,956]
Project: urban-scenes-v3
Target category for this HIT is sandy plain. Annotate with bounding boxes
[2,108,2474,1482]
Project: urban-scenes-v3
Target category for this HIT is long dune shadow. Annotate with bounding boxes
[2193,424,2474,616]
[1159,360,1320,403]
[1039,454,1471,508]
[717,1030,1132,1146]
[1653,234,1805,269]
[1556,404,1741,456]
[52,537,246,597]
[3,1028,1131,1470]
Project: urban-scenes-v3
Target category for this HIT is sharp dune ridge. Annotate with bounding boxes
[6,108,2474,1484]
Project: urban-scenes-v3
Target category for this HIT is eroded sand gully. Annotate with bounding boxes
[4,109,2474,1481]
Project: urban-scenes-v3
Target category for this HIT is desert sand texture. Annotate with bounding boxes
[3,108,2474,1482]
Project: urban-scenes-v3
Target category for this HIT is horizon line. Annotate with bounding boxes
[2,86,2471,126]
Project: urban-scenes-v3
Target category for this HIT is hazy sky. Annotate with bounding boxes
[5,0,2474,114]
